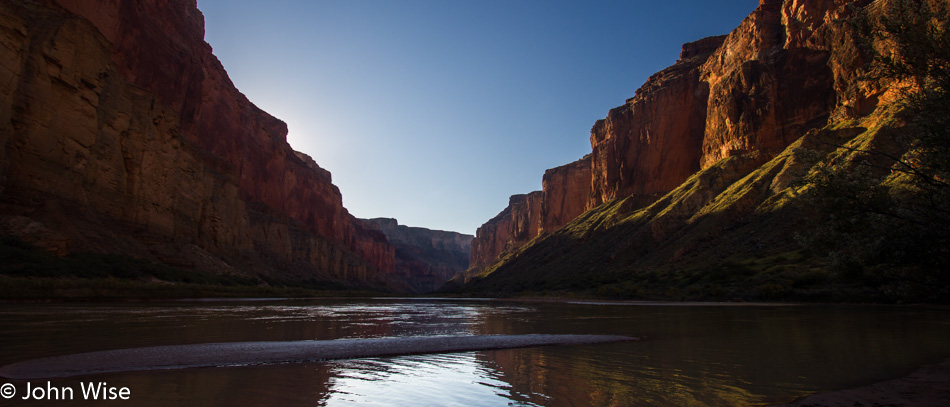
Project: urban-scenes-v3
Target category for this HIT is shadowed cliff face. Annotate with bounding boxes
[0,0,398,288]
[466,0,882,275]
[541,155,592,234]
[469,192,542,269]
[362,218,473,293]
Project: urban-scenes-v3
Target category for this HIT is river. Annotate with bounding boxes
[0,299,948,406]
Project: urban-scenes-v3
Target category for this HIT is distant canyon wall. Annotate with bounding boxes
[468,0,878,271]
[362,218,473,292]
[468,153,595,269]
[0,0,399,287]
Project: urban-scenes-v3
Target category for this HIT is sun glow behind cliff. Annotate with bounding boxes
[197,0,757,234]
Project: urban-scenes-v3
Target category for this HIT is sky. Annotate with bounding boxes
[196,0,758,235]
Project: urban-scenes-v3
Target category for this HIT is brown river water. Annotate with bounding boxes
[0,299,948,406]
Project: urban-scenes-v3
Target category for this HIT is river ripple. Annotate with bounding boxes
[1,299,948,406]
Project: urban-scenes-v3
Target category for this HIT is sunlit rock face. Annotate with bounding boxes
[695,0,880,169]
[588,36,724,208]
[362,218,473,293]
[0,0,397,287]
[468,0,879,271]
[700,0,837,169]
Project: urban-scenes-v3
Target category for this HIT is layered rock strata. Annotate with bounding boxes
[362,218,473,292]
[469,191,542,269]
[540,155,592,234]
[699,0,839,168]
[0,0,396,287]
[588,35,725,208]
[468,0,878,271]
[469,35,727,270]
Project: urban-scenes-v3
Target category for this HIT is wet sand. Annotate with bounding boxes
[0,334,635,380]
[772,358,950,407]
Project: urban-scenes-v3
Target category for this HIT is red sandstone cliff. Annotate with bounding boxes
[468,0,878,271]
[699,0,840,169]
[362,218,473,293]
[468,36,726,270]
[588,36,725,208]
[0,0,397,287]
[540,155,592,234]
[469,191,542,269]
[456,0,928,297]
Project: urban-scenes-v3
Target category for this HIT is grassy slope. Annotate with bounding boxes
[452,111,911,302]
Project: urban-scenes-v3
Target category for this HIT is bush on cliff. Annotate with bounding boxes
[800,0,950,300]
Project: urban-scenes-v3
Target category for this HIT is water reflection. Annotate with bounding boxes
[321,353,537,406]
[477,347,764,406]
[0,301,949,406]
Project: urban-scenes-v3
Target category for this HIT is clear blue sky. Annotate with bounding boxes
[196,0,757,235]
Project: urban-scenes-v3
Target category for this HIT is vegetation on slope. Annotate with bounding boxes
[450,1,950,302]
[797,0,950,300]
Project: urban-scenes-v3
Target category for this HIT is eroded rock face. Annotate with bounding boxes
[509,192,542,247]
[471,158,598,269]
[699,0,838,168]
[362,218,473,293]
[588,36,722,208]
[469,210,512,270]
[470,0,878,271]
[540,155,592,234]
[0,0,396,287]
[469,34,727,271]
[469,192,542,269]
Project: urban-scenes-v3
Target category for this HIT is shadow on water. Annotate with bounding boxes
[0,300,948,406]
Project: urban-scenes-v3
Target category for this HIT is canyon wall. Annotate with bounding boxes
[456,0,928,298]
[362,218,473,292]
[540,155,592,234]
[468,0,878,271]
[469,191,542,269]
[698,0,840,169]
[468,36,725,270]
[0,0,398,287]
[588,36,724,208]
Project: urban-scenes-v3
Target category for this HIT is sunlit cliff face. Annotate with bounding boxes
[464,0,886,281]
